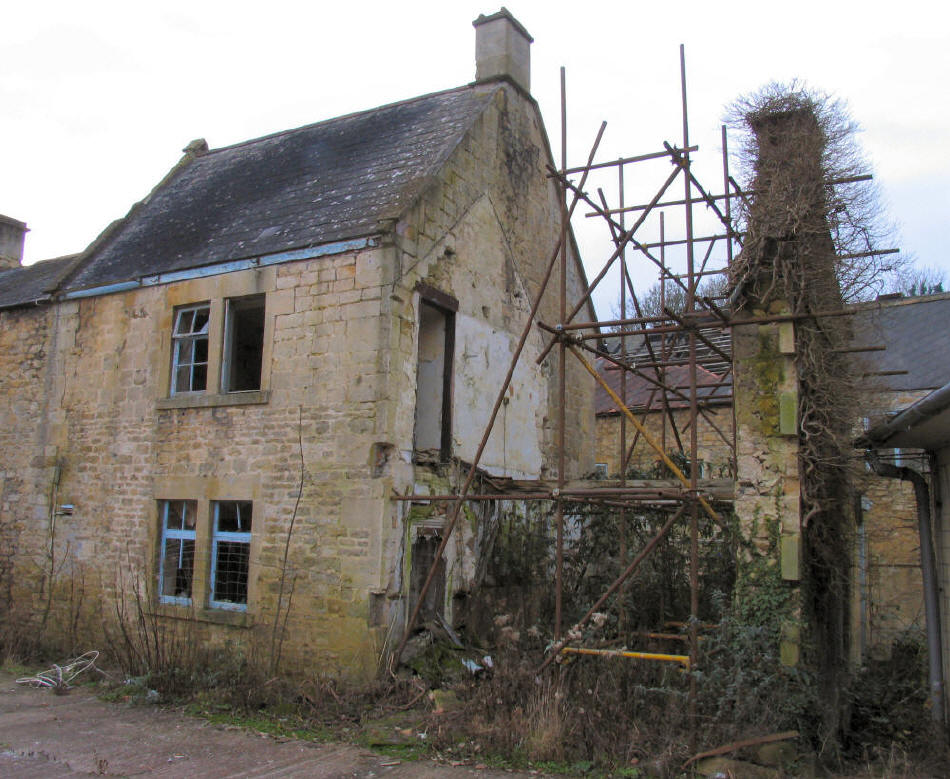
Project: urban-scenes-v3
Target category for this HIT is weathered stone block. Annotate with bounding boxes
[779,390,798,436]
[778,321,795,354]
[781,532,801,581]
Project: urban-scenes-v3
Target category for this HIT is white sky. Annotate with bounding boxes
[3,1,948,314]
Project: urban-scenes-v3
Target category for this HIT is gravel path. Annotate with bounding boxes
[0,671,530,778]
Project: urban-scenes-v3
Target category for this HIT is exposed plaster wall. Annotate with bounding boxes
[389,84,595,482]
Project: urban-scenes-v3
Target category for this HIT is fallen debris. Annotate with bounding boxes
[682,730,799,769]
[15,651,101,694]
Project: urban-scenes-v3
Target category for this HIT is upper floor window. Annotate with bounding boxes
[413,291,457,461]
[171,304,210,394]
[165,295,268,402]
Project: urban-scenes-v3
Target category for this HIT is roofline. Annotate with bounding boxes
[0,295,51,312]
[34,80,595,311]
[0,255,80,311]
[55,82,501,298]
[848,290,950,313]
[53,140,211,294]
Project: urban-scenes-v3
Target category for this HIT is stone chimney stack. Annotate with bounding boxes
[0,215,28,270]
[737,105,838,311]
[473,8,533,93]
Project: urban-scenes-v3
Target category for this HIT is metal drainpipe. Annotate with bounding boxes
[866,449,946,730]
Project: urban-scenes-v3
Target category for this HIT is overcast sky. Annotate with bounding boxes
[3,1,947,313]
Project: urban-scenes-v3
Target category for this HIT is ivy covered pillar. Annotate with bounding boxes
[729,98,855,738]
[733,312,803,666]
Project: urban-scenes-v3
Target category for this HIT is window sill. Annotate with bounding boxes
[153,602,253,628]
[157,390,270,410]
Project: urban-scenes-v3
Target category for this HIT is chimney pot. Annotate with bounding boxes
[0,214,28,269]
[473,8,533,93]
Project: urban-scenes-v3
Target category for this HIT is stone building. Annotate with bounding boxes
[860,302,950,721]
[593,331,734,481]
[851,293,950,657]
[0,10,594,676]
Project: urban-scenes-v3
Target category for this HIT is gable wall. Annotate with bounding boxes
[387,83,595,482]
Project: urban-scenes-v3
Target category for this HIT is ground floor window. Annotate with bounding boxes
[156,498,253,611]
[210,500,253,609]
[159,500,197,604]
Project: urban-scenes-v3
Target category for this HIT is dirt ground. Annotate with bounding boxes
[0,670,535,778]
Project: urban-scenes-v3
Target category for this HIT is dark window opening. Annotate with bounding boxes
[413,300,455,459]
[223,296,265,392]
[409,532,446,622]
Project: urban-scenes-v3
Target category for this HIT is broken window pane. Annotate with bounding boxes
[222,296,265,392]
[161,538,195,598]
[211,501,252,609]
[171,303,210,394]
[158,500,197,603]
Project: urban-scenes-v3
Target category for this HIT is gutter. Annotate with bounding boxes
[59,236,379,302]
[857,382,950,449]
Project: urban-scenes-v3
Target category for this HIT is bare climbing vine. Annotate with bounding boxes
[727,83,896,738]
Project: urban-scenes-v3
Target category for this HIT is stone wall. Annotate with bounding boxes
[854,388,934,659]
[935,449,950,699]
[0,305,60,624]
[595,405,734,479]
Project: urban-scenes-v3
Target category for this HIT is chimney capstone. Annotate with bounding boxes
[473,8,533,93]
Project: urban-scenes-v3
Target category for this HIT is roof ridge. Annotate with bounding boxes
[849,291,950,312]
[202,82,493,156]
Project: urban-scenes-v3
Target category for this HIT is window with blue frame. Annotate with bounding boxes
[210,501,253,610]
[170,304,210,394]
[158,500,197,604]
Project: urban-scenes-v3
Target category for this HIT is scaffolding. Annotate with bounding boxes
[393,46,747,738]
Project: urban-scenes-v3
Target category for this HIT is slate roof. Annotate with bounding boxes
[59,83,502,292]
[0,256,76,310]
[595,360,731,415]
[851,293,950,392]
[594,292,950,413]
